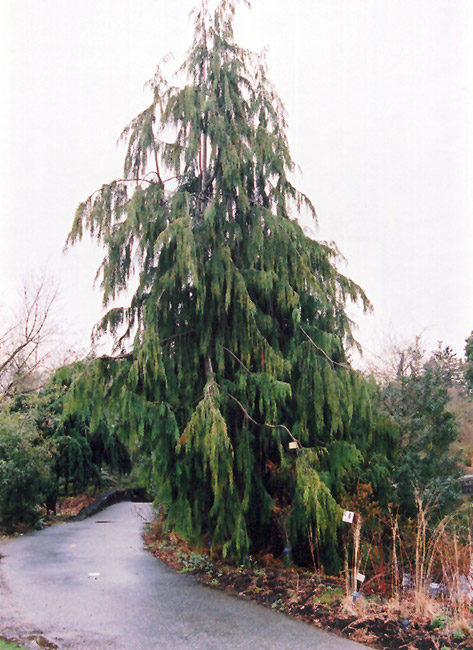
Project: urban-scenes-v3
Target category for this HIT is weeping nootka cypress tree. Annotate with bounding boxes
[66,0,396,566]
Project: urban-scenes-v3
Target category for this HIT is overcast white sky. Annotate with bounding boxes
[1,0,472,367]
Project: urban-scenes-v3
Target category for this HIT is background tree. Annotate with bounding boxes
[376,337,462,515]
[66,0,396,565]
[9,360,132,514]
[444,333,473,471]
[0,279,57,399]
[464,332,473,393]
[0,275,132,527]
[0,410,50,531]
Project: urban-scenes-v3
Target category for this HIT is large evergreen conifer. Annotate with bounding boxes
[67,0,395,564]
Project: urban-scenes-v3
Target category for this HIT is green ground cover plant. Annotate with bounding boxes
[0,638,27,650]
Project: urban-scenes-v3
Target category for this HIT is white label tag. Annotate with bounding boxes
[288,441,298,449]
[343,510,354,523]
[356,572,365,583]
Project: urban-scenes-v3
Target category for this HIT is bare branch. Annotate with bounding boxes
[0,279,58,398]
[226,391,301,448]
[150,130,164,186]
[222,346,250,374]
[299,326,350,370]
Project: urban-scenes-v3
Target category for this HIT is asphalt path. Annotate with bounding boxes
[0,502,368,649]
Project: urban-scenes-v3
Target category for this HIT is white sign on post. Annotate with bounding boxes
[356,572,365,583]
[342,510,354,524]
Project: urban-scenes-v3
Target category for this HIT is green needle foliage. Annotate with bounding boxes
[8,362,131,512]
[0,411,50,531]
[66,0,396,565]
[379,340,462,516]
[464,331,473,393]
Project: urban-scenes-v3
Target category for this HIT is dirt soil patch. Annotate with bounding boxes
[143,519,473,650]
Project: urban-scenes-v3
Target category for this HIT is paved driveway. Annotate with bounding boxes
[0,502,368,649]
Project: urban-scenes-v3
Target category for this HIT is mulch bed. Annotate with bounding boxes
[54,494,96,519]
[143,519,473,650]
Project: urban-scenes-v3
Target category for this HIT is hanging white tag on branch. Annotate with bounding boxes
[356,573,365,583]
[343,510,354,523]
[288,441,299,450]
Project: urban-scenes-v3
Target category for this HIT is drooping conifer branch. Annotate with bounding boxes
[299,325,350,370]
[225,391,301,447]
